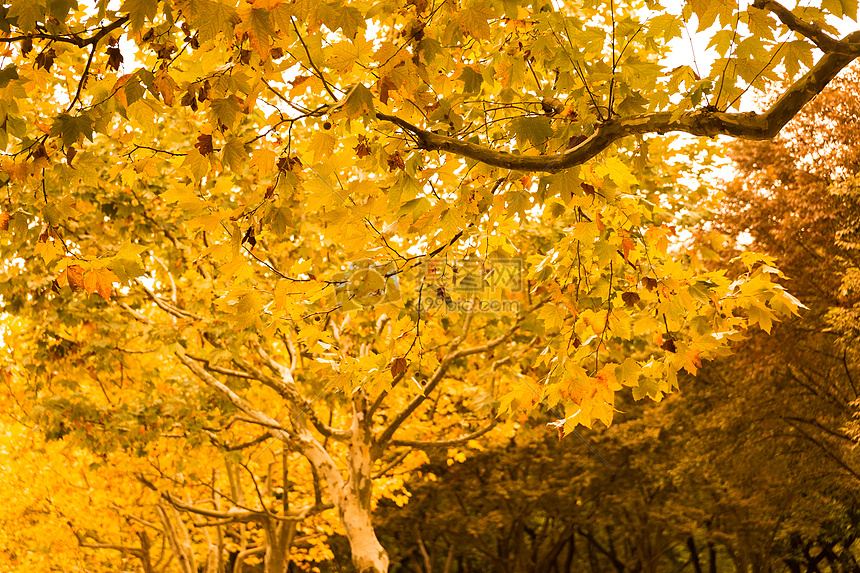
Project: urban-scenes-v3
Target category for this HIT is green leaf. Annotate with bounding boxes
[509,117,553,149]
[181,148,211,181]
[317,2,366,39]
[120,0,158,31]
[8,1,45,32]
[222,136,246,171]
[823,0,858,19]
[50,113,95,147]
[343,84,375,118]
[616,357,641,387]
[195,0,239,41]
[210,96,241,129]
[457,66,483,94]
[237,8,275,56]
[0,65,18,89]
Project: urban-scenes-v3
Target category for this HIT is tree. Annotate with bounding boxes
[0,0,846,570]
[371,62,860,573]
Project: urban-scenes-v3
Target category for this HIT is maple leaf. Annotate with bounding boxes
[236,8,275,58]
[84,268,119,300]
[509,116,553,148]
[195,133,214,156]
[621,292,640,307]
[387,152,405,172]
[154,69,178,106]
[120,0,158,31]
[65,265,85,292]
[390,357,408,378]
[34,48,56,71]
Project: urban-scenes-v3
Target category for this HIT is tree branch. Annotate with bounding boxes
[175,351,291,440]
[252,343,351,440]
[391,417,497,449]
[375,305,538,448]
[0,16,130,48]
[377,37,860,172]
[752,0,860,55]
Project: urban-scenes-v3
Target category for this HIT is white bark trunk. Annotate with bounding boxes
[293,390,389,573]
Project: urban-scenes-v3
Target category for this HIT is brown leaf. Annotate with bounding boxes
[66,146,77,165]
[390,357,408,378]
[660,338,677,353]
[277,156,302,172]
[106,46,123,71]
[180,88,198,110]
[621,291,640,307]
[387,152,405,172]
[0,212,9,231]
[378,76,397,105]
[195,133,214,156]
[154,69,178,106]
[354,135,371,158]
[30,144,47,162]
[642,276,658,291]
[35,48,56,71]
[289,75,310,88]
[270,46,284,60]
[580,182,595,196]
[197,81,210,102]
[242,226,256,248]
[21,36,32,56]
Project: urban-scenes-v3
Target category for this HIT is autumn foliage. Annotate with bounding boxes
[0,0,858,570]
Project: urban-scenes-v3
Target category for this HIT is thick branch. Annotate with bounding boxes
[752,0,860,55]
[253,344,351,440]
[377,37,860,172]
[0,16,130,48]
[163,492,265,524]
[175,351,291,440]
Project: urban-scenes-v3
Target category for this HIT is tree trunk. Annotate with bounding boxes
[341,389,389,572]
[687,537,703,573]
[297,389,389,573]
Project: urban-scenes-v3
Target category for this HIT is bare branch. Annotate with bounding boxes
[375,303,541,448]
[163,492,266,524]
[0,16,130,48]
[377,39,860,172]
[185,353,259,381]
[391,417,498,449]
[118,301,155,324]
[138,281,201,320]
[175,351,290,438]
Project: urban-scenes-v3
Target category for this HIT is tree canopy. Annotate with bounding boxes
[0,0,857,570]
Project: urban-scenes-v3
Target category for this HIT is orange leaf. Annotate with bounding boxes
[84,268,119,300]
